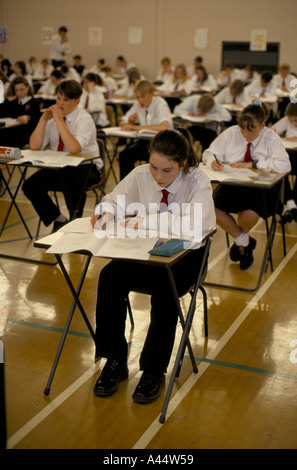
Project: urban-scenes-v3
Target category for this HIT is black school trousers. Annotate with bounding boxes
[95,246,207,374]
[22,164,101,226]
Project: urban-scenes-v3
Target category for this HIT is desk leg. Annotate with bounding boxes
[0,165,32,239]
[44,253,95,395]
[159,240,211,423]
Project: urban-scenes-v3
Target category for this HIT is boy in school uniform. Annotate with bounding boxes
[273,63,295,92]
[22,80,102,232]
[118,79,173,179]
[174,93,232,151]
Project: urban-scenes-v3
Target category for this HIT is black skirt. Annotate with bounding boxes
[213,182,283,218]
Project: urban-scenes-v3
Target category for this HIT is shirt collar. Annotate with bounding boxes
[152,169,185,195]
[18,96,31,106]
[63,107,79,123]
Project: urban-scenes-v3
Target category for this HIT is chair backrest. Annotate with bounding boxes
[97,137,106,189]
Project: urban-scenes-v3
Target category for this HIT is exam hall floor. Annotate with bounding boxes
[1,164,297,451]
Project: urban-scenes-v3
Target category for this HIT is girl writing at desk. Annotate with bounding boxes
[203,102,290,270]
[91,128,216,404]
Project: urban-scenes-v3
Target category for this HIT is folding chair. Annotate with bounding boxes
[35,138,106,238]
[126,230,215,423]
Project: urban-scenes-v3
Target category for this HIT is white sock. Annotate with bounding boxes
[54,214,67,223]
[234,232,249,247]
[286,199,297,211]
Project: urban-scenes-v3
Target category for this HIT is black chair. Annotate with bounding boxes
[35,138,106,238]
[125,231,215,423]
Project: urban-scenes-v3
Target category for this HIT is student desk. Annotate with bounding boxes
[172,112,225,133]
[0,151,99,265]
[201,164,287,292]
[34,220,215,423]
[98,126,156,184]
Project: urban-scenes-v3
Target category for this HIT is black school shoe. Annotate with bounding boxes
[93,358,128,397]
[239,236,257,271]
[132,371,165,404]
[230,243,240,261]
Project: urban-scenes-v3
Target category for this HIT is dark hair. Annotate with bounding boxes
[285,102,297,117]
[261,71,273,83]
[73,55,81,60]
[230,79,245,95]
[50,69,63,79]
[55,79,82,99]
[58,26,68,33]
[0,68,10,84]
[149,128,198,173]
[195,65,208,81]
[84,72,103,86]
[15,61,27,75]
[237,102,270,130]
[5,75,33,98]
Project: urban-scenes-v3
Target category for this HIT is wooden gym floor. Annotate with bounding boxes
[1,158,297,451]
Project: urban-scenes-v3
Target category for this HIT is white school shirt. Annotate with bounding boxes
[36,65,54,78]
[190,74,218,92]
[96,164,216,241]
[202,125,291,173]
[41,107,103,170]
[273,73,296,90]
[115,77,135,98]
[216,69,242,87]
[245,79,277,98]
[38,78,57,95]
[121,96,173,128]
[78,87,109,127]
[160,78,193,96]
[214,86,250,106]
[173,96,232,131]
[50,34,72,61]
[274,116,297,139]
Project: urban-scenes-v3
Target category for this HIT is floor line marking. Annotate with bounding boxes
[131,240,297,449]
[5,243,297,449]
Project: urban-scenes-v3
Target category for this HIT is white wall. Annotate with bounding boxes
[0,0,296,79]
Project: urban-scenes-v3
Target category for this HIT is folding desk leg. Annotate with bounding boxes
[159,240,211,424]
[44,254,95,395]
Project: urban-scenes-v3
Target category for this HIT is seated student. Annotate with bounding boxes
[187,55,203,78]
[159,63,193,97]
[273,63,295,92]
[113,67,141,99]
[174,93,232,151]
[240,64,259,85]
[190,65,218,93]
[22,80,102,232]
[10,61,33,88]
[245,70,277,98]
[1,59,14,77]
[78,72,109,128]
[88,58,105,77]
[203,102,291,270]
[115,55,136,75]
[72,55,85,76]
[59,64,81,83]
[0,68,10,94]
[155,57,173,84]
[118,79,173,179]
[217,62,242,88]
[100,66,118,95]
[27,56,39,76]
[0,76,41,148]
[274,102,297,223]
[37,69,63,95]
[214,79,250,107]
[91,128,216,403]
[36,58,54,78]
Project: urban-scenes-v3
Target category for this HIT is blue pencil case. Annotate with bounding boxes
[148,239,191,257]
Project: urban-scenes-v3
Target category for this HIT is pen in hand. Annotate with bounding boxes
[213,153,223,170]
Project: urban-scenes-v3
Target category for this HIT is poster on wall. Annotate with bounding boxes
[0,27,8,44]
[129,27,143,45]
[194,28,208,49]
[89,27,102,46]
[250,29,267,51]
[41,26,54,45]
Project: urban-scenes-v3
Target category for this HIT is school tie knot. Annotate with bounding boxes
[244,142,252,162]
[160,189,169,206]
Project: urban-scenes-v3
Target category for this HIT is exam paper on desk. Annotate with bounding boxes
[9,149,85,167]
[200,163,256,181]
